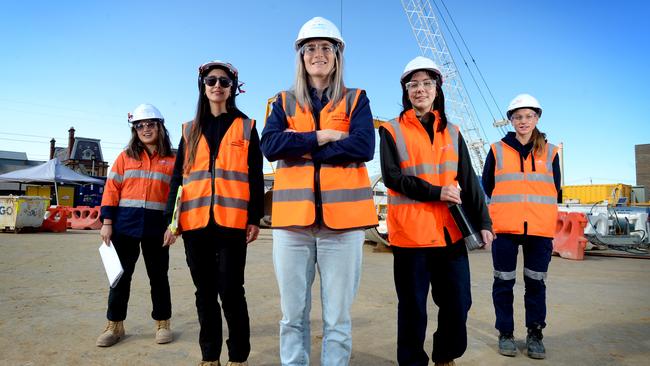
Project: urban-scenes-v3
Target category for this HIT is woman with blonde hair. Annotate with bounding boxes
[261,16,377,365]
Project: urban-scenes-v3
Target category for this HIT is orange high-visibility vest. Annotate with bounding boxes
[271,88,378,230]
[381,109,463,247]
[101,150,175,211]
[178,117,254,231]
[488,141,558,237]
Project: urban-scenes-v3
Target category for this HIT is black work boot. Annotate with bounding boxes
[498,332,517,356]
[526,328,546,359]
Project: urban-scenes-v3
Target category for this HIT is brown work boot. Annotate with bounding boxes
[198,361,220,366]
[434,361,456,366]
[96,320,125,347]
[155,319,173,344]
[226,362,248,366]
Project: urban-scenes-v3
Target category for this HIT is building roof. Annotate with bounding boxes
[0,150,28,161]
[69,137,104,161]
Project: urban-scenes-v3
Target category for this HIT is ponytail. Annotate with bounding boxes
[531,127,547,156]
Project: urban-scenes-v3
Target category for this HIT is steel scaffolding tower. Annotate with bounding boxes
[401,0,488,173]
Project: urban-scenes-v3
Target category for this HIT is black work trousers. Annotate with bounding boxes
[183,223,250,362]
[106,232,171,321]
[392,242,472,365]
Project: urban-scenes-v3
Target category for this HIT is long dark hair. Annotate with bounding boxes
[184,65,242,174]
[399,70,449,133]
[125,120,173,160]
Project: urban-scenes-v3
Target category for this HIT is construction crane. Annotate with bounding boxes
[401,0,489,174]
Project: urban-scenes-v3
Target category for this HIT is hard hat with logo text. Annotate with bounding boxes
[507,94,542,119]
[128,103,164,124]
[295,16,345,51]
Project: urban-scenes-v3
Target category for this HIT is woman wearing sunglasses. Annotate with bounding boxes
[163,60,264,366]
[261,16,377,366]
[482,94,560,360]
[97,103,175,347]
[379,56,493,366]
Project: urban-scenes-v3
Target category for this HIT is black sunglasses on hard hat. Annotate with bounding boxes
[203,76,233,88]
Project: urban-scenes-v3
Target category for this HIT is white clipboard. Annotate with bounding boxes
[99,241,124,288]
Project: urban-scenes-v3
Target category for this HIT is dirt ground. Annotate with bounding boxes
[1,229,649,366]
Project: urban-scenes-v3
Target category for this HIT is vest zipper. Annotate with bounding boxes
[313,108,323,226]
[209,147,217,222]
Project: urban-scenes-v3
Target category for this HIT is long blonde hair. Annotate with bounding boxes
[292,42,345,112]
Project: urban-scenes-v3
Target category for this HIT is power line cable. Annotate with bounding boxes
[431,0,493,137]
[439,0,506,121]
[0,131,126,146]
[0,98,123,119]
[429,0,490,143]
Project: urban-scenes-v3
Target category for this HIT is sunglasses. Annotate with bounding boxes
[203,76,233,88]
[133,121,158,131]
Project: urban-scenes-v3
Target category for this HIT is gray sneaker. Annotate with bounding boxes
[526,328,546,359]
[498,333,517,357]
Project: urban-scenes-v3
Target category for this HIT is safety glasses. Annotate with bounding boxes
[203,76,233,88]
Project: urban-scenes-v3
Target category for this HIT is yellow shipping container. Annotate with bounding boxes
[562,184,631,205]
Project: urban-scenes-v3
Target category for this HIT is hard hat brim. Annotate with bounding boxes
[294,37,345,51]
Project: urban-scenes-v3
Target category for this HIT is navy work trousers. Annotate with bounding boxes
[392,242,472,365]
[491,234,553,333]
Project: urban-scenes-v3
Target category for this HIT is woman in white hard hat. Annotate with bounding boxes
[482,94,560,360]
[162,60,264,366]
[260,16,377,365]
[97,103,175,347]
[379,56,493,366]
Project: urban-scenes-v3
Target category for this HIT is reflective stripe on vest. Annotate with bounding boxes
[271,88,377,229]
[180,195,248,212]
[381,109,463,247]
[118,198,167,211]
[489,141,558,237]
[178,117,253,231]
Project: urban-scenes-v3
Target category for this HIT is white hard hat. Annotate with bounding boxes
[295,16,345,51]
[401,56,443,84]
[198,60,239,78]
[128,104,164,124]
[507,94,542,119]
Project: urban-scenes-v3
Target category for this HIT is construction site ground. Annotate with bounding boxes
[1,229,648,366]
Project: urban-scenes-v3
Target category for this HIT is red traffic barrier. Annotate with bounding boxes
[41,206,68,233]
[552,212,588,260]
[66,206,102,230]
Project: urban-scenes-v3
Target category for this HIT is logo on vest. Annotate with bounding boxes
[231,140,245,147]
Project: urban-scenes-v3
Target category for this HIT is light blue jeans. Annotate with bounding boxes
[273,225,364,366]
